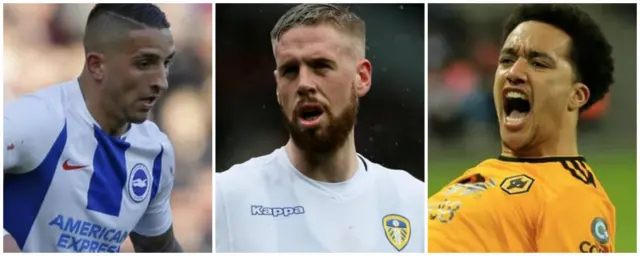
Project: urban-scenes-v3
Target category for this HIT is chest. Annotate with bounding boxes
[428,177,537,251]
[40,125,164,230]
[223,179,423,252]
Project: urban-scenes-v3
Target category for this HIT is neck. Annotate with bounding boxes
[79,70,128,137]
[285,131,359,183]
[502,114,579,158]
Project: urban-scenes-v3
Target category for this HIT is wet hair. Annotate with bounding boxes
[502,4,614,112]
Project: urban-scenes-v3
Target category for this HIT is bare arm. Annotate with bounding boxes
[4,233,21,252]
[129,226,183,252]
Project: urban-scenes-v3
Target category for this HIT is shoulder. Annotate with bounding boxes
[130,121,175,184]
[216,149,282,202]
[365,157,424,199]
[540,161,615,213]
[539,184,616,243]
[5,82,69,126]
[131,120,174,157]
[135,120,172,144]
[4,82,72,170]
[217,149,280,184]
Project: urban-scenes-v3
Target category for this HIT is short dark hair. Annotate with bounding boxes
[502,4,614,112]
[84,4,171,54]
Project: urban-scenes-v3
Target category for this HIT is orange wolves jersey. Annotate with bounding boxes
[428,156,616,253]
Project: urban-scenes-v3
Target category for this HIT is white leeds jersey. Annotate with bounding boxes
[3,79,175,252]
[216,148,425,252]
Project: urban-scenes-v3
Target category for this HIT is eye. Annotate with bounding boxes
[531,61,548,69]
[313,62,331,69]
[498,57,514,65]
[137,61,151,70]
[282,66,298,76]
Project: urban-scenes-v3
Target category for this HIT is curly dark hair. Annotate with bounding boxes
[502,4,614,112]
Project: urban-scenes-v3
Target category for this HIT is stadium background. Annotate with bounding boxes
[216,4,425,181]
[3,4,212,252]
[428,4,636,252]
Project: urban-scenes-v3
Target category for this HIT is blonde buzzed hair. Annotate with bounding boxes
[270,4,366,58]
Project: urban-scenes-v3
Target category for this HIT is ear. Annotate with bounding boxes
[568,82,590,111]
[86,52,106,81]
[274,70,281,105]
[355,59,372,97]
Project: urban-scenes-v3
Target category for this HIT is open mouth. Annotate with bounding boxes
[141,96,157,104]
[503,90,531,128]
[297,104,325,128]
[299,105,324,121]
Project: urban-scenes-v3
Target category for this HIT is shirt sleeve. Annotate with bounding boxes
[537,189,616,253]
[4,94,65,174]
[215,175,231,252]
[132,142,175,237]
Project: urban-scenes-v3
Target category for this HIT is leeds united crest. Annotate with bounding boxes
[382,214,411,251]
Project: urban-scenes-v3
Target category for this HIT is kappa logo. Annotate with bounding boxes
[500,174,534,195]
[251,205,305,217]
[128,164,151,203]
[382,214,411,251]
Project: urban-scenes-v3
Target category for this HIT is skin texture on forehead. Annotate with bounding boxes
[121,28,174,56]
[504,21,573,72]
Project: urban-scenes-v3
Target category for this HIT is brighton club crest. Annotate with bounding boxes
[128,163,151,203]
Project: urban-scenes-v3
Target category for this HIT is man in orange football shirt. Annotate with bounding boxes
[428,4,616,253]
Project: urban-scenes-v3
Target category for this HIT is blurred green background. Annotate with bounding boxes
[428,3,636,252]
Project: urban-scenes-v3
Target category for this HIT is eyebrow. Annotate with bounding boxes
[500,47,553,60]
[277,59,298,73]
[310,57,336,66]
[277,57,336,71]
[136,51,176,60]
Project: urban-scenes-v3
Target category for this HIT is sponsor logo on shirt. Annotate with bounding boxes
[48,214,128,252]
[579,241,607,253]
[428,199,462,224]
[251,205,305,217]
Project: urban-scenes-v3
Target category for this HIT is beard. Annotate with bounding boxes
[281,88,359,155]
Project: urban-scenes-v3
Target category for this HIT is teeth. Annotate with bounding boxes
[505,110,528,126]
[506,91,527,100]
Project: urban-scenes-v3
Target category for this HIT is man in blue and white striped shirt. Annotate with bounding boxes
[4,4,182,253]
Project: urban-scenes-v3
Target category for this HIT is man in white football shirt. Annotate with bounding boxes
[216,4,425,253]
[3,4,182,252]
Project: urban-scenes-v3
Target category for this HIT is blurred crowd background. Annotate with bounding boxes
[428,4,636,252]
[3,4,212,252]
[216,4,425,181]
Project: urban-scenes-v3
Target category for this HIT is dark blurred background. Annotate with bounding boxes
[3,3,212,252]
[216,4,425,181]
[427,4,636,252]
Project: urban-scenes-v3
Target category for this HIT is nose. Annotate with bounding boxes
[506,58,528,86]
[152,67,169,92]
[296,66,317,97]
